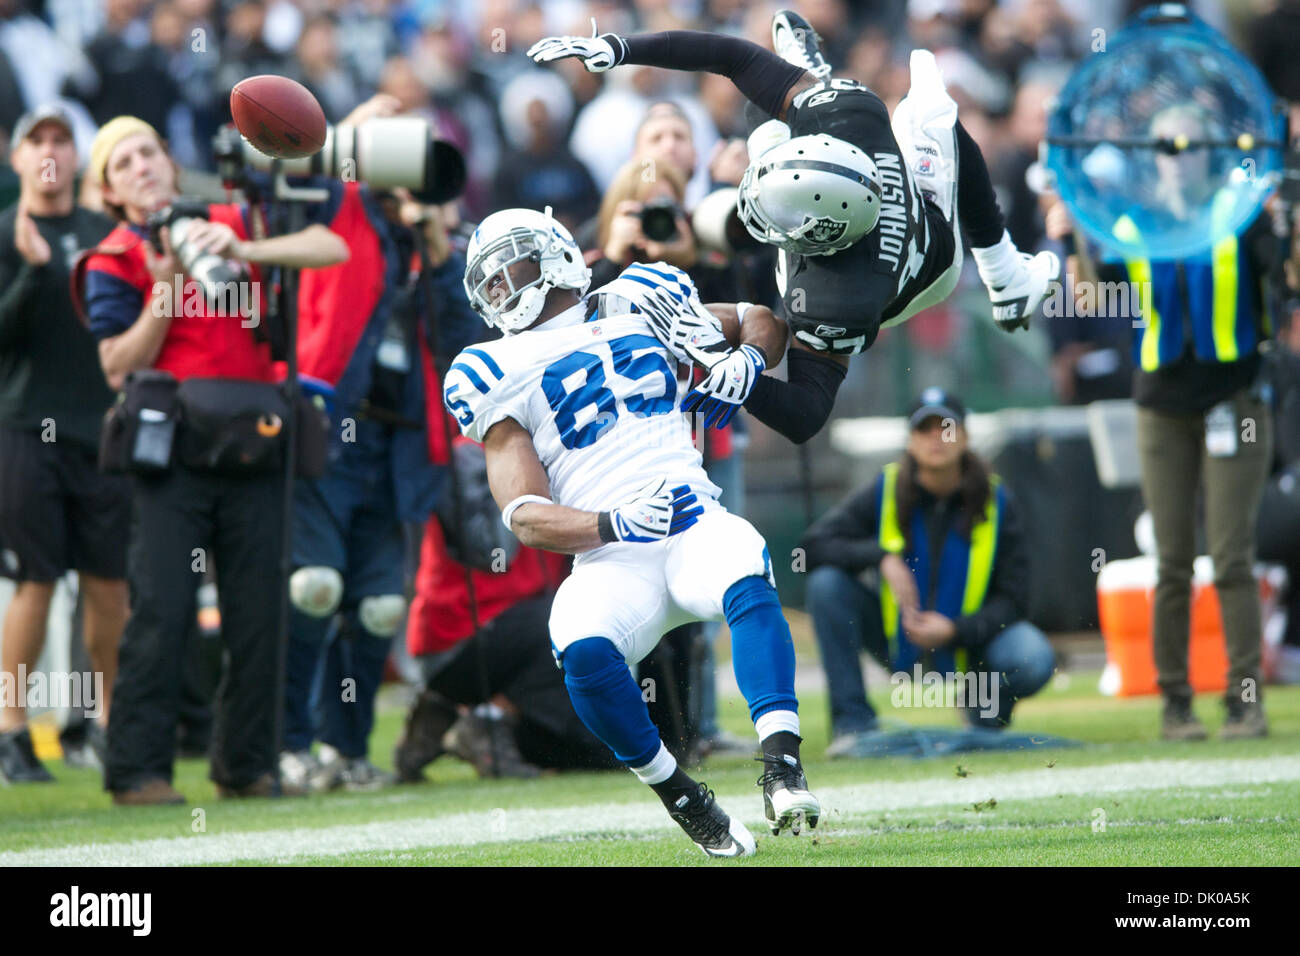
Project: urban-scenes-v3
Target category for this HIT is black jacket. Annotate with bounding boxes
[801,468,1031,649]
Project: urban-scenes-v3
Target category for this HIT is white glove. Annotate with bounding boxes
[594,263,729,364]
[528,20,627,73]
[603,477,702,543]
[680,343,767,429]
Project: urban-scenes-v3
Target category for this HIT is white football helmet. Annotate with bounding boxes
[463,206,592,334]
[737,134,883,256]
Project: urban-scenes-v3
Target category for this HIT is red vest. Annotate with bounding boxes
[87,204,275,382]
[295,182,388,386]
[407,512,569,655]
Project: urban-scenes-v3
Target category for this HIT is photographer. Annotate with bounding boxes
[280,172,480,793]
[590,157,697,288]
[82,116,348,805]
[0,106,125,784]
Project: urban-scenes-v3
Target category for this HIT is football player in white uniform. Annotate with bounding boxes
[442,206,819,858]
[529,10,1061,444]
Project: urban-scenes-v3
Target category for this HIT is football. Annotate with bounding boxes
[230,74,327,160]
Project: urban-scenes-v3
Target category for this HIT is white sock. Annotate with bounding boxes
[755,709,801,741]
[630,742,677,785]
[971,229,1021,291]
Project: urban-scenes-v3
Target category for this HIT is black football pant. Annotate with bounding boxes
[424,595,618,770]
[106,464,284,792]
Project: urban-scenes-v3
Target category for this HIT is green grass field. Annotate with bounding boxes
[3,665,1298,866]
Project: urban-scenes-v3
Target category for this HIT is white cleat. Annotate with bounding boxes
[758,753,822,836]
[987,250,1061,333]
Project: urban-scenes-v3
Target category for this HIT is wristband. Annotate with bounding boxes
[501,494,552,532]
[597,511,617,544]
[734,301,757,326]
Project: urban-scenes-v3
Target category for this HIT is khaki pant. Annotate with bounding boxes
[1137,390,1272,701]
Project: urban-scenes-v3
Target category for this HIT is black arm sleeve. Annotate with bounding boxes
[621,31,807,119]
[953,489,1031,649]
[800,476,886,574]
[743,347,846,444]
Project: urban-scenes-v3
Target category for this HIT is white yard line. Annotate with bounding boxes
[4,755,1298,866]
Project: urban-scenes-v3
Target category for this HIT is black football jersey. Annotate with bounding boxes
[778,80,954,353]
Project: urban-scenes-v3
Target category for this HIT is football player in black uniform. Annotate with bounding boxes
[530,11,1060,443]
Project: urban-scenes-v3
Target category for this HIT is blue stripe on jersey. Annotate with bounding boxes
[624,262,687,292]
[622,271,685,301]
[448,362,491,395]
[462,346,504,380]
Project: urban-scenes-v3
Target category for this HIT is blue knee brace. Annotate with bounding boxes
[724,576,798,723]
[561,637,661,767]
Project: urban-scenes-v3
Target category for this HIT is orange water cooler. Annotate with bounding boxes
[1096,555,1234,696]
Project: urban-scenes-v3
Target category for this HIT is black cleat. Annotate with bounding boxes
[0,726,55,783]
[669,781,757,858]
[772,10,833,79]
[394,688,460,782]
[757,753,821,835]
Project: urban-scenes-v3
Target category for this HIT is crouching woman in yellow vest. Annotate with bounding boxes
[801,388,1054,756]
[1047,102,1280,741]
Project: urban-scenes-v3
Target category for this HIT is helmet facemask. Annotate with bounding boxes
[464,207,591,335]
[466,228,553,334]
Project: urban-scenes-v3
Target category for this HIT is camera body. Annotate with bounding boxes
[639,197,682,243]
[146,200,251,305]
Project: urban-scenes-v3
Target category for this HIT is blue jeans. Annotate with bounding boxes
[805,565,1055,734]
[284,419,404,757]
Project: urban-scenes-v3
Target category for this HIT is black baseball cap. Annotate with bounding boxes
[12,104,74,143]
[907,386,967,430]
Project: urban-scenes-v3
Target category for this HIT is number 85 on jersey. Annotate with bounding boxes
[443,331,680,451]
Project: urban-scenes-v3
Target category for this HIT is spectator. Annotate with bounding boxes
[568,60,718,206]
[492,68,598,234]
[68,0,179,133]
[150,0,222,170]
[214,0,292,124]
[82,116,348,805]
[0,106,125,784]
[802,388,1054,755]
[295,14,362,123]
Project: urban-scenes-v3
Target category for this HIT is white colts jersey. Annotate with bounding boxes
[443,305,721,516]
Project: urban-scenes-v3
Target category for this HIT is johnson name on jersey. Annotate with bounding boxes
[779,81,952,349]
[442,302,721,516]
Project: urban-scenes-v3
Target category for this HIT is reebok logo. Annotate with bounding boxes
[50,886,151,936]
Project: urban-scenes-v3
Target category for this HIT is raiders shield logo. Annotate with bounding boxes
[801,215,848,245]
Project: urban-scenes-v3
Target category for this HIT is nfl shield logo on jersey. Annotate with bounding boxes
[800,215,847,246]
